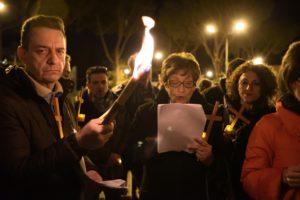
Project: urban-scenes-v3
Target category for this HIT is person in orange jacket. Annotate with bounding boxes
[241,41,300,200]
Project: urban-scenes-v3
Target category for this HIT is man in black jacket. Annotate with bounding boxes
[0,15,113,200]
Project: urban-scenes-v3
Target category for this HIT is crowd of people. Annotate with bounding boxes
[0,14,299,200]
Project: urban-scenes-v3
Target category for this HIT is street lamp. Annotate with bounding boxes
[0,2,6,12]
[206,20,247,72]
[225,20,247,72]
[252,56,264,65]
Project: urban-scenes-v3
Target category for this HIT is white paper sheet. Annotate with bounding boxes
[157,103,206,153]
[99,179,126,189]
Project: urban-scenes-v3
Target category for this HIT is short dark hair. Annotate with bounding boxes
[20,15,66,50]
[278,41,300,96]
[86,66,108,82]
[160,52,200,84]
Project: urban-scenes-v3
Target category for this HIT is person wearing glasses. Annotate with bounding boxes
[124,52,231,200]
[225,61,278,200]
[242,41,300,200]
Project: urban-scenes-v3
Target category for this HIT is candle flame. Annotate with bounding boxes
[133,16,155,79]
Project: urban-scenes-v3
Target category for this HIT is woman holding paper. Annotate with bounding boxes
[124,52,230,200]
[241,41,300,199]
[225,61,278,200]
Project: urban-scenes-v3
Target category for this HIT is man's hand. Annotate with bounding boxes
[75,119,114,150]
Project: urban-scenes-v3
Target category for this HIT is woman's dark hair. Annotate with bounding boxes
[226,61,277,106]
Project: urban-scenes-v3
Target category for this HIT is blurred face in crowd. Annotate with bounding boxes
[291,78,300,102]
[238,71,261,104]
[165,69,196,103]
[87,73,109,99]
[17,27,66,89]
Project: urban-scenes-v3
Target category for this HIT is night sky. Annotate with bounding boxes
[1,0,300,86]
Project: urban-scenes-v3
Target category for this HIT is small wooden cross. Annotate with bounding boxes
[77,87,86,122]
[202,101,223,141]
[224,102,250,135]
[51,96,64,139]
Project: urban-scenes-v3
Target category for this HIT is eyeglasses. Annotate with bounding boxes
[239,80,261,88]
[167,80,195,88]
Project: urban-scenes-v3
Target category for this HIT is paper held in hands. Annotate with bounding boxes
[99,179,126,189]
[157,103,207,153]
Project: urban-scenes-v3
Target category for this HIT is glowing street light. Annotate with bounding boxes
[205,20,248,72]
[252,56,264,65]
[0,2,6,12]
[206,70,214,78]
[154,51,163,60]
[225,20,247,71]
[206,24,217,34]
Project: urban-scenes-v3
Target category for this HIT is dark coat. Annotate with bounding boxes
[0,66,88,200]
[126,88,231,200]
[202,78,226,105]
[228,100,276,200]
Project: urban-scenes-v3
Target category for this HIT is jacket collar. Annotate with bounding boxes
[277,101,300,136]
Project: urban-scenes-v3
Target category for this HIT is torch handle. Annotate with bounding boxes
[100,101,123,124]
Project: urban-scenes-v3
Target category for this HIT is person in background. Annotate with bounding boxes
[78,65,124,200]
[113,53,158,199]
[242,41,300,200]
[198,77,213,92]
[202,58,246,105]
[0,15,113,200]
[59,54,74,95]
[225,61,277,200]
[125,52,230,200]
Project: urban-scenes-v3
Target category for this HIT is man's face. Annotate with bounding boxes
[18,27,66,89]
[87,73,109,98]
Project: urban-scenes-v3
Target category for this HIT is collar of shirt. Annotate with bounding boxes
[24,71,63,104]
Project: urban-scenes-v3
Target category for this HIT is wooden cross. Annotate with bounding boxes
[51,96,64,139]
[224,102,250,135]
[121,170,133,200]
[52,95,87,172]
[202,101,223,141]
[77,86,86,122]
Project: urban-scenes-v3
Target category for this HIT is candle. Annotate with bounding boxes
[126,170,133,198]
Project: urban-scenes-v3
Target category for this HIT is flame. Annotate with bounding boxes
[133,16,155,79]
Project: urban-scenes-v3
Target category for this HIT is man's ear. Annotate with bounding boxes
[17,46,26,64]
